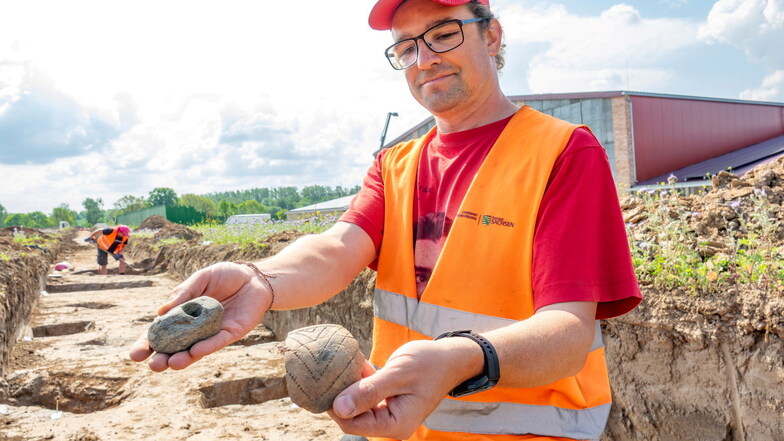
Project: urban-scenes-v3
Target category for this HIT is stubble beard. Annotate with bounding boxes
[412,70,470,115]
[420,84,470,114]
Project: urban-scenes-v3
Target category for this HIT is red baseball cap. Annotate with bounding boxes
[369,0,490,30]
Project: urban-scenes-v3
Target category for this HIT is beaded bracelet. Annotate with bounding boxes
[233,261,276,312]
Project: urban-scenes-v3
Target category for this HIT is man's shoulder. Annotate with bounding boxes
[383,131,434,164]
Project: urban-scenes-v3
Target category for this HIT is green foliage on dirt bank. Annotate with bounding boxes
[12,234,58,247]
[191,215,338,245]
[626,165,784,296]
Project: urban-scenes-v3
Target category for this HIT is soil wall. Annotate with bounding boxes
[602,290,784,441]
[0,229,70,375]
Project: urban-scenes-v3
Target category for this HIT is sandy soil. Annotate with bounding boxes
[0,232,345,441]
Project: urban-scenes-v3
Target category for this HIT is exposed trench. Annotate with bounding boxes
[198,376,288,408]
[3,370,132,414]
[1,239,294,423]
[1,230,783,440]
[45,280,155,293]
[32,321,94,338]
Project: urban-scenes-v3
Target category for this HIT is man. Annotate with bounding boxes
[87,224,131,275]
[130,1,642,439]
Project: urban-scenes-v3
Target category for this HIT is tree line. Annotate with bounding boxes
[0,198,104,230]
[0,185,360,228]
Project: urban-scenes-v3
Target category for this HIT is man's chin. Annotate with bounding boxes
[420,95,465,115]
[415,83,468,115]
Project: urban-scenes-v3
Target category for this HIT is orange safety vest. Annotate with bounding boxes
[371,106,612,441]
[97,228,127,255]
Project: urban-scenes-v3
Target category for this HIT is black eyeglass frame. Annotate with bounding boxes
[384,17,490,70]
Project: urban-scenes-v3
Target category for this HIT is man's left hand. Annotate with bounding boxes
[328,339,471,439]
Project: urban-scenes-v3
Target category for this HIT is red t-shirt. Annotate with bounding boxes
[341,117,641,320]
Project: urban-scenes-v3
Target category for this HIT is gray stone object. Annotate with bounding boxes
[147,296,224,354]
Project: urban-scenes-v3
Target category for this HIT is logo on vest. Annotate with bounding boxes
[458,210,515,228]
[457,210,478,221]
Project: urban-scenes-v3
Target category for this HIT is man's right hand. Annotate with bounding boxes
[128,261,273,372]
[84,237,95,243]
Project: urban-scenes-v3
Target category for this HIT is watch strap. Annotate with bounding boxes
[435,330,500,396]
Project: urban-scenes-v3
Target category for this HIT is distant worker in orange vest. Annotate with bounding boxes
[86,225,131,275]
[131,1,643,439]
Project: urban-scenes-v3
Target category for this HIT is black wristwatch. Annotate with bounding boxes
[435,330,500,397]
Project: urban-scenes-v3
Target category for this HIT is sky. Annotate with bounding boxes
[0,0,782,214]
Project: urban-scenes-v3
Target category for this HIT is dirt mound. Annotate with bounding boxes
[264,231,302,254]
[152,224,202,242]
[0,226,51,238]
[624,157,784,253]
[623,156,784,294]
[0,237,26,252]
[138,215,172,230]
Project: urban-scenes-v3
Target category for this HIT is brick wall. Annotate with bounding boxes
[611,96,635,189]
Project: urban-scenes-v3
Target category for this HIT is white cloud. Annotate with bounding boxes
[699,0,784,100]
[526,65,674,92]
[698,0,784,67]
[497,2,699,93]
[0,0,432,213]
[740,69,784,100]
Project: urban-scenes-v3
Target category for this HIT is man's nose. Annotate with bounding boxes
[415,39,441,69]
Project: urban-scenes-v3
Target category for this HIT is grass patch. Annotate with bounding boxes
[192,215,339,245]
[151,237,186,251]
[12,234,57,247]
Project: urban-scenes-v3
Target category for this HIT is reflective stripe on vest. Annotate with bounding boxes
[424,399,611,439]
[374,288,605,352]
[375,286,609,439]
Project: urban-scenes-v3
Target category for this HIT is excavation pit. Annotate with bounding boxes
[230,326,275,347]
[65,302,116,310]
[198,376,287,409]
[0,371,130,414]
[46,280,154,293]
[77,337,106,346]
[133,315,156,323]
[32,321,94,338]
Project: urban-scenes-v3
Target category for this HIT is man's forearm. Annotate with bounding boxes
[442,302,598,391]
[254,222,376,311]
[489,303,597,388]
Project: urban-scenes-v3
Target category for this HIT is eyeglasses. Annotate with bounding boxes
[384,18,489,70]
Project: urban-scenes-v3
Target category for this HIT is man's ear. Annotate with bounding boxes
[486,19,503,57]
